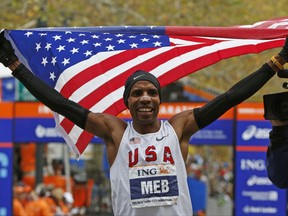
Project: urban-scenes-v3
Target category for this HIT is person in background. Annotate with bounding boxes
[266,120,288,188]
[63,192,74,214]
[29,184,56,216]
[13,185,28,216]
[51,187,70,216]
[1,31,288,215]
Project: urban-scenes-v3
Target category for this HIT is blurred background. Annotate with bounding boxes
[1,1,288,216]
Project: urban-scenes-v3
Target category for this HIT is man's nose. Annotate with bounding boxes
[139,95,151,102]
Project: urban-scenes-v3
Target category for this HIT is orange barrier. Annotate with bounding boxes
[14,102,53,118]
[0,102,13,118]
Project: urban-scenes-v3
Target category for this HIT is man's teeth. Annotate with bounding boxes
[139,108,152,112]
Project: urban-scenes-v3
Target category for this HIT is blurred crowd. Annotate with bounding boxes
[186,150,233,206]
[13,142,112,216]
[13,172,112,216]
[13,183,74,216]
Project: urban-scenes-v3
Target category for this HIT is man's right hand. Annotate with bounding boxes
[279,37,288,62]
[271,120,288,126]
[0,29,18,67]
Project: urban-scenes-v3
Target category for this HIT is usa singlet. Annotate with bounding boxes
[110,120,193,216]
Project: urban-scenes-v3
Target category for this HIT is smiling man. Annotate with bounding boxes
[1,30,288,216]
[113,70,193,215]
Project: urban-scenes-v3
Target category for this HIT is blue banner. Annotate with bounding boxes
[1,78,15,101]
[190,120,234,145]
[0,144,13,216]
[187,177,207,214]
[14,118,63,142]
[235,151,286,216]
[0,119,13,142]
[14,118,104,143]
[236,121,271,146]
[235,117,286,216]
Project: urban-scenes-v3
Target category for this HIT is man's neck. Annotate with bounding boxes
[132,120,161,134]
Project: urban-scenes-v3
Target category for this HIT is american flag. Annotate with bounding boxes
[4,17,288,158]
[129,137,141,145]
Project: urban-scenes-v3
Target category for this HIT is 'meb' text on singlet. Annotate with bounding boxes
[110,120,192,216]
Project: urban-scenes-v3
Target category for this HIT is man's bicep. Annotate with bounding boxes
[85,112,113,138]
[171,110,199,139]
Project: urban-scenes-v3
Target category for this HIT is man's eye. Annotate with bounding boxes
[132,90,142,97]
[149,90,158,96]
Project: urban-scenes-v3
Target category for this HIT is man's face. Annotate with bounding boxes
[127,80,160,125]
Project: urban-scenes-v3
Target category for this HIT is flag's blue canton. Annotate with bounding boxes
[9,26,169,87]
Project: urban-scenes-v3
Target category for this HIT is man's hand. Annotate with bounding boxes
[0,30,18,67]
[271,120,288,126]
[279,37,288,62]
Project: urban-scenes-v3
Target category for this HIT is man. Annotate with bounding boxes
[266,120,288,189]
[1,30,288,215]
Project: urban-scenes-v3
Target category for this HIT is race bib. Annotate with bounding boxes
[129,164,179,208]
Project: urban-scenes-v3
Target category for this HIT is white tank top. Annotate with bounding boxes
[110,120,192,216]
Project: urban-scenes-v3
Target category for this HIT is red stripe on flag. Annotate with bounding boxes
[236,146,267,152]
[75,131,94,154]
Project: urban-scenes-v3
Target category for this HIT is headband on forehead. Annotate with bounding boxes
[123,70,161,107]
